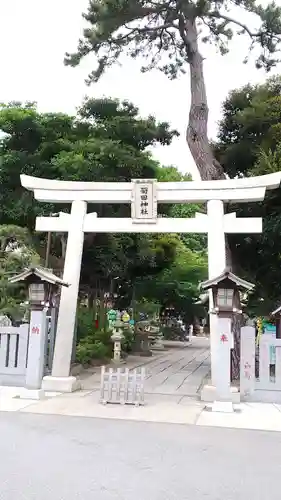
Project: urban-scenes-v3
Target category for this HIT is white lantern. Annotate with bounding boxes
[217,288,234,308]
[28,282,46,303]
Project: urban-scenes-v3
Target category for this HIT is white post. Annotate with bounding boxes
[188,324,193,343]
[23,308,47,399]
[240,326,255,398]
[211,316,233,412]
[42,200,87,392]
[207,200,227,387]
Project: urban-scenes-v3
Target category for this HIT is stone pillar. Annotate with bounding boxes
[240,325,255,398]
[23,308,47,399]
[207,200,226,386]
[188,324,193,343]
[42,200,87,393]
[211,316,233,411]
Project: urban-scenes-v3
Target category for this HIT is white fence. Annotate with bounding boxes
[100,366,145,405]
[0,324,29,386]
[240,326,281,402]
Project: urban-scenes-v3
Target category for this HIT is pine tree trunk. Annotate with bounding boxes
[185,20,225,181]
[184,19,240,378]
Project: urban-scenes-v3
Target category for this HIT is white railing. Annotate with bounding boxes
[240,326,281,398]
[257,334,281,390]
[0,324,29,375]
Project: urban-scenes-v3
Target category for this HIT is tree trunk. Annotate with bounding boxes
[184,19,240,377]
[88,291,95,309]
[185,19,225,181]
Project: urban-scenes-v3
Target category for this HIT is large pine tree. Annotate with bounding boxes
[65,0,281,180]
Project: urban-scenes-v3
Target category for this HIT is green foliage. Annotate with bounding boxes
[76,306,135,364]
[75,324,134,364]
[66,0,281,83]
[135,238,207,321]
[66,0,281,185]
[157,166,207,252]
[93,328,113,346]
[133,298,160,320]
[162,324,184,341]
[122,325,134,353]
[214,76,281,178]
[76,337,111,365]
[0,98,178,227]
[76,307,95,343]
[169,204,207,253]
[213,76,281,311]
[0,97,206,319]
[0,98,181,293]
[0,224,40,319]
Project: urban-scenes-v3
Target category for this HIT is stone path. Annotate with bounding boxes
[2,335,281,432]
[79,337,210,399]
[145,338,210,398]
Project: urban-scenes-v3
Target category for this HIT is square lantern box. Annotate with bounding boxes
[9,266,69,309]
[201,269,254,317]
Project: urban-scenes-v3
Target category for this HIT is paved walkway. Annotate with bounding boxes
[3,337,281,433]
[3,385,281,433]
[79,337,210,399]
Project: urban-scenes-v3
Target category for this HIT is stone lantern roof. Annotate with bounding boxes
[9,266,69,287]
[201,269,254,292]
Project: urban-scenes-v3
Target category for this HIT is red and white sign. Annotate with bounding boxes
[32,326,40,335]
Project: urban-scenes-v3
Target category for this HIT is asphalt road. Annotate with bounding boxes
[0,412,279,500]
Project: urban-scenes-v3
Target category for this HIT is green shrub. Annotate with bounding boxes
[75,321,136,365]
[162,325,180,340]
[94,328,112,347]
[122,325,134,353]
[76,336,110,365]
[90,341,109,359]
[76,308,95,343]
[75,325,114,365]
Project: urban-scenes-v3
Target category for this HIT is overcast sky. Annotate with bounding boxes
[1,0,280,179]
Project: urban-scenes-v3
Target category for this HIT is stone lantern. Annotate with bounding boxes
[202,270,254,317]
[111,316,125,364]
[201,269,254,412]
[9,266,68,398]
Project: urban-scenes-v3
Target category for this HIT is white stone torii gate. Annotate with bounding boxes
[21,172,281,393]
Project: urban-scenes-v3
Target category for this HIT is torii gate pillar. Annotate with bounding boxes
[42,201,86,392]
[207,199,227,391]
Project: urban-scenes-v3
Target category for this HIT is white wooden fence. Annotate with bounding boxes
[0,324,29,386]
[0,310,58,387]
[240,326,281,401]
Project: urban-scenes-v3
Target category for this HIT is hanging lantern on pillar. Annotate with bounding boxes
[201,269,254,317]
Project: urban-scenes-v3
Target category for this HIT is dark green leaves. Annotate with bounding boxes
[213,76,281,311]
[65,0,281,83]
